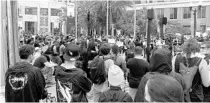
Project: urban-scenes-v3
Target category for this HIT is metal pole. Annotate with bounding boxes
[75,0,78,39]
[106,0,109,36]
[65,0,68,35]
[147,19,151,62]
[160,23,163,39]
[193,10,196,38]
[134,6,136,40]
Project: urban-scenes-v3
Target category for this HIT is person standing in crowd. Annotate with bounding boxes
[77,40,89,78]
[202,41,210,102]
[90,43,113,102]
[98,65,133,102]
[134,48,186,102]
[60,43,80,69]
[111,44,127,74]
[54,43,92,102]
[127,46,149,100]
[32,46,42,64]
[5,45,47,102]
[172,38,210,102]
[125,42,135,62]
[87,41,98,61]
[51,41,60,55]
[144,74,184,102]
[59,40,66,63]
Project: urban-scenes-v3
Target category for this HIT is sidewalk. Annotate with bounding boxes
[0,86,5,103]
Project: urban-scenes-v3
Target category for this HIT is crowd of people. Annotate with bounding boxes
[4,33,210,102]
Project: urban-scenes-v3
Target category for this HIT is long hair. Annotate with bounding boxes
[146,74,184,102]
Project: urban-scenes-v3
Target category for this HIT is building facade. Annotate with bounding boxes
[134,0,210,34]
[18,0,75,35]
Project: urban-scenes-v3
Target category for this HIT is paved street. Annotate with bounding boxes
[0,86,5,102]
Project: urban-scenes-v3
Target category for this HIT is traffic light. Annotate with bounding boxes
[159,17,167,25]
[87,11,90,21]
[162,17,167,25]
[147,9,154,20]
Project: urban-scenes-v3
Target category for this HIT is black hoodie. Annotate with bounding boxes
[149,48,172,73]
[134,48,186,102]
[54,66,92,102]
[5,61,46,102]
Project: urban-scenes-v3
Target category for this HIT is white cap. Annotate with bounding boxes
[108,65,124,86]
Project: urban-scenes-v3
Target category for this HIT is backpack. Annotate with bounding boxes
[103,91,128,102]
[179,59,201,91]
[177,56,202,101]
[89,56,107,84]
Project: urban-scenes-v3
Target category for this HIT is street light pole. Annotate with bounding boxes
[75,0,78,39]
[106,0,109,36]
[147,9,154,62]
[134,5,136,40]
[193,9,196,38]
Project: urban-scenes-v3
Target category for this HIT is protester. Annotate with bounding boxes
[54,43,92,102]
[90,43,113,102]
[98,65,133,102]
[77,40,89,77]
[111,44,127,74]
[59,40,66,63]
[87,41,98,61]
[145,74,184,102]
[51,41,60,55]
[127,46,149,100]
[202,41,210,102]
[32,46,42,64]
[125,42,135,62]
[172,38,210,102]
[134,48,186,102]
[60,43,80,69]
[5,45,47,102]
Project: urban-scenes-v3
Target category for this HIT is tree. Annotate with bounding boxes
[76,0,133,37]
[116,8,157,38]
[165,21,191,35]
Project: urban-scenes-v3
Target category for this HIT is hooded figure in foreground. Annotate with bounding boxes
[134,48,186,102]
[144,74,184,102]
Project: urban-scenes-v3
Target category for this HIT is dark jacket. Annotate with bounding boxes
[5,62,46,102]
[99,86,133,102]
[127,58,149,88]
[134,48,186,102]
[54,66,92,102]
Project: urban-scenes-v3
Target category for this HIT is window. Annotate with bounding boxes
[157,8,164,19]
[18,6,22,17]
[40,8,48,16]
[198,7,206,18]
[170,8,177,19]
[25,7,37,15]
[157,0,164,2]
[40,17,48,26]
[183,7,191,19]
[134,1,141,4]
[51,8,61,16]
[149,0,153,3]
